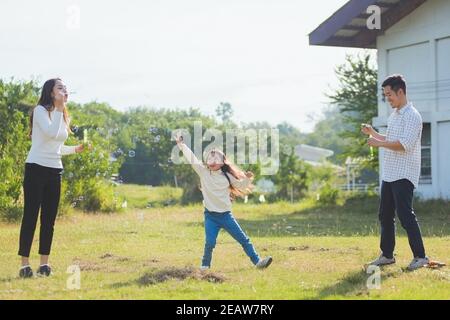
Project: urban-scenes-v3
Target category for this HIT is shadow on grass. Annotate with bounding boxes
[311,267,404,299]
[185,197,450,238]
[0,276,17,284]
[110,266,226,289]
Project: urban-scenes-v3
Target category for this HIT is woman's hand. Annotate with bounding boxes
[75,143,92,153]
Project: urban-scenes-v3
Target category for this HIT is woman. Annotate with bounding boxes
[18,78,88,278]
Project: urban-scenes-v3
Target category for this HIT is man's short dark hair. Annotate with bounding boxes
[382,74,407,94]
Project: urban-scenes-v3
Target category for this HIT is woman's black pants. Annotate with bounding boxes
[18,163,62,257]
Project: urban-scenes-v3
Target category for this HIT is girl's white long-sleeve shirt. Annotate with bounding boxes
[26,105,77,169]
[179,143,252,213]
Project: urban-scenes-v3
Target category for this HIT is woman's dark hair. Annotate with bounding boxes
[29,78,71,138]
[38,78,61,107]
[382,74,407,94]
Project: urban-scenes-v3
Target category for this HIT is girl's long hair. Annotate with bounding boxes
[206,149,254,200]
[29,78,72,138]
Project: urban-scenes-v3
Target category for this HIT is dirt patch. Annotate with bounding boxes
[72,258,102,271]
[142,258,160,267]
[287,246,360,254]
[137,267,226,286]
[288,245,309,251]
[99,253,130,262]
[72,255,131,273]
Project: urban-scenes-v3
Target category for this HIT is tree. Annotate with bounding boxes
[271,152,309,201]
[327,52,378,171]
[215,102,233,123]
[0,79,38,219]
[303,106,352,165]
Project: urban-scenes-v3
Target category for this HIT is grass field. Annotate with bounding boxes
[0,185,449,300]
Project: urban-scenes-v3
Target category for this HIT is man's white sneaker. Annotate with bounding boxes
[367,254,396,267]
[200,266,210,271]
[407,257,429,271]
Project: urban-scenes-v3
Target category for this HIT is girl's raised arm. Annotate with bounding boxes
[176,137,206,175]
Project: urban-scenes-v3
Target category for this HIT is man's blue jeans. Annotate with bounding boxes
[379,179,426,259]
[202,209,260,267]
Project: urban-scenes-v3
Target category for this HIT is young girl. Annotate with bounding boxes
[175,135,272,270]
[18,78,88,278]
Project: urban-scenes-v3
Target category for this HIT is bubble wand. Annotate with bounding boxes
[83,129,88,147]
[361,123,374,160]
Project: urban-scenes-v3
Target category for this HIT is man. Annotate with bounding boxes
[362,74,429,271]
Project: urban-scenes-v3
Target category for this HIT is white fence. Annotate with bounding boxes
[338,184,379,193]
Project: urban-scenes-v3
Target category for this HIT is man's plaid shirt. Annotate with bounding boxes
[382,102,422,188]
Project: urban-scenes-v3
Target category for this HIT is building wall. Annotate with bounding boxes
[374,0,450,199]
[438,122,450,199]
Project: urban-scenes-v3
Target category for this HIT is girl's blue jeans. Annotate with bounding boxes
[202,208,260,267]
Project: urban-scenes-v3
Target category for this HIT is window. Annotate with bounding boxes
[420,123,432,184]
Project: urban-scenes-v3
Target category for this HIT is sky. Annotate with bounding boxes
[0,0,369,132]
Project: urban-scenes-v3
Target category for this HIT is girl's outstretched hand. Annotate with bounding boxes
[245,171,254,180]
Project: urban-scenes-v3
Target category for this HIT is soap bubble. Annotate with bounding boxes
[72,126,79,133]
[128,150,136,158]
[154,135,161,142]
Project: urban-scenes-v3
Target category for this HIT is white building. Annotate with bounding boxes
[309,0,450,199]
[295,144,334,166]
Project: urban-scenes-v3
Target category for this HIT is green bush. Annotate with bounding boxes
[180,181,203,205]
[82,179,123,212]
[60,123,123,213]
[0,206,23,222]
[271,152,309,201]
[62,178,123,213]
[316,183,341,206]
[0,79,37,220]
